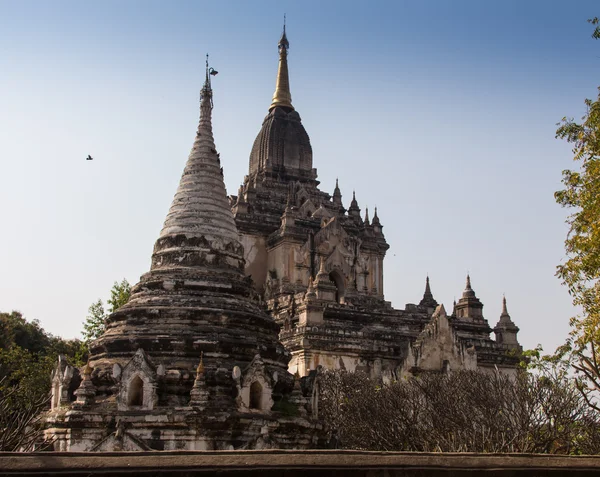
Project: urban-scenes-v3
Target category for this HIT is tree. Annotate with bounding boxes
[0,312,82,451]
[107,278,131,313]
[82,299,106,343]
[554,17,600,411]
[316,369,600,454]
[81,279,131,343]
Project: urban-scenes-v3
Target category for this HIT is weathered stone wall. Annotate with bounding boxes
[2,451,600,476]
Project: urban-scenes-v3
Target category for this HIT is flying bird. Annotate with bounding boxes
[86,155,93,161]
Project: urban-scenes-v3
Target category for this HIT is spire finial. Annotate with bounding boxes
[202,54,218,107]
[196,351,205,375]
[466,274,472,290]
[365,207,370,224]
[502,294,508,315]
[424,275,432,295]
[270,19,293,111]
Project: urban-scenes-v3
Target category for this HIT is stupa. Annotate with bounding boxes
[44,58,317,451]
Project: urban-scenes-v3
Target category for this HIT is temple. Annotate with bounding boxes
[45,26,522,452]
[229,28,521,380]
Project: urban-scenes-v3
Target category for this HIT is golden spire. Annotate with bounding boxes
[270,19,294,111]
[196,351,205,375]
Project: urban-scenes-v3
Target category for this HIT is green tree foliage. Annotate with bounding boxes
[107,278,131,313]
[82,299,106,343]
[0,279,131,450]
[82,279,131,343]
[555,18,600,411]
[0,312,83,450]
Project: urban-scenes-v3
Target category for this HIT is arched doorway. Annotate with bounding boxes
[328,270,345,304]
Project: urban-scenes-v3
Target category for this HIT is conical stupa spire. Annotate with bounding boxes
[497,295,516,326]
[462,274,476,298]
[270,20,294,111]
[155,57,241,263]
[332,178,343,209]
[333,178,341,197]
[372,206,380,225]
[364,207,370,225]
[419,275,438,309]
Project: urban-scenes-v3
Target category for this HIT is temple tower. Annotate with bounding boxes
[45,60,316,452]
[493,296,521,349]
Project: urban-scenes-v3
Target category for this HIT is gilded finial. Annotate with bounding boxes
[196,351,205,375]
[270,19,294,111]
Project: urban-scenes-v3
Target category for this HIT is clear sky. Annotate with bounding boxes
[1,0,598,353]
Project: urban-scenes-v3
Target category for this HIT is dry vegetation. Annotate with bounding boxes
[317,368,600,454]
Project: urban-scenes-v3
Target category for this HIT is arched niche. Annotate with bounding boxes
[117,348,158,411]
[249,381,263,410]
[328,270,346,304]
[128,375,144,406]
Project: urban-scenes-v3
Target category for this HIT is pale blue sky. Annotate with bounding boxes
[1,0,598,352]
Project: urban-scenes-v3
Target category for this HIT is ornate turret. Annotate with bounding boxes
[248,25,313,181]
[454,274,485,321]
[493,296,521,349]
[332,178,343,211]
[348,191,361,223]
[418,276,438,312]
[372,207,380,226]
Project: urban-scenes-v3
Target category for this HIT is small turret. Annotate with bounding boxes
[454,274,485,321]
[493,296,520,349]
[74,361,96,406]
[332,178,343,207]
[418,276,438,312]
[372,207,380,226]
[364,207,370,226]
[348,191,362,224]
[314,257,337,302]
[463,274,476,298]
[190,352,209,408]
